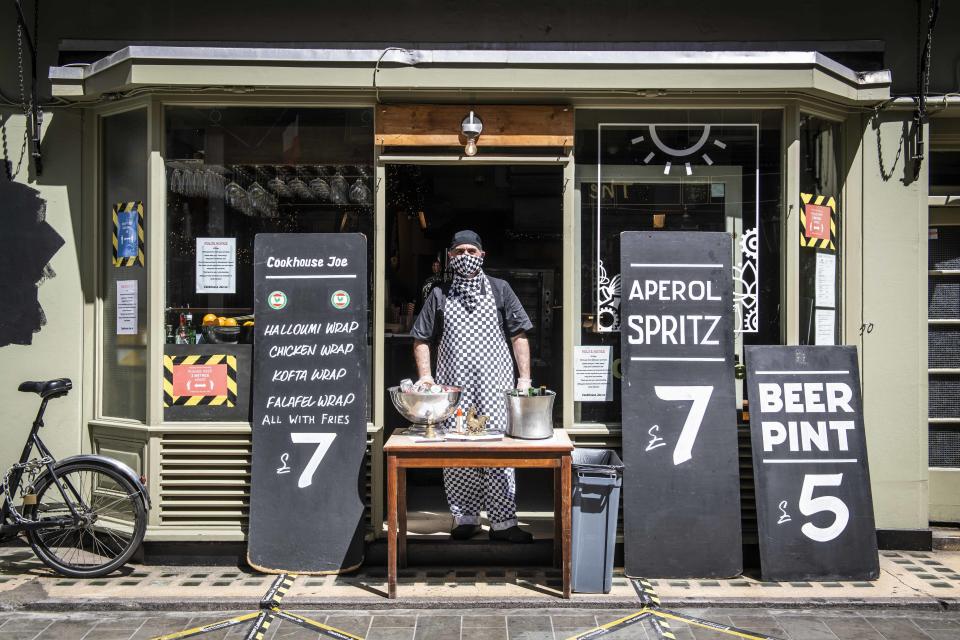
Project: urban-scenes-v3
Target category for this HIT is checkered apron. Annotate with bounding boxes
[436,274,518,530]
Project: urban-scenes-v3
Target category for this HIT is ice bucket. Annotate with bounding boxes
[505,390,556,439]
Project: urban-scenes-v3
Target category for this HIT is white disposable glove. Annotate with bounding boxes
[414,375,436,392]
[517,377,532,392]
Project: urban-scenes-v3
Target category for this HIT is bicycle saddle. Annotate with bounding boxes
[18,378,72,399]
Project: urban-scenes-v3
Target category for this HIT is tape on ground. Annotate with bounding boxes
[150,612,260,640]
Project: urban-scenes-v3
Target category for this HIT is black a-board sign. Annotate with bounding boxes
[745,346,879,581]
[619,231,741,578]
[247,233,368,574]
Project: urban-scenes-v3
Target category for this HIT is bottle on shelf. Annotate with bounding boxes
[175,314,189,344]
[184,311,196,344]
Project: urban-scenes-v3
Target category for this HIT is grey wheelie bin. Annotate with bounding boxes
[571,448,624,593]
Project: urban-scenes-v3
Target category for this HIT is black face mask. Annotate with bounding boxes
[450,254,483,278]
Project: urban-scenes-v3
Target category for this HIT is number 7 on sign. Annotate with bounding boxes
[290,433,337,488]
[653,386,713,465]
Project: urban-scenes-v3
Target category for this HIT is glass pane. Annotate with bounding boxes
[799,115,842,345]
[575,109,783,424]
[164,107,375,421]
[101,109,148,421]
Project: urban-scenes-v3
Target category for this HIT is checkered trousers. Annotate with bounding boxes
[436,274,518,529]
[442,467,518,530]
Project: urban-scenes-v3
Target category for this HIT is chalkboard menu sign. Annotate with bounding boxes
[745,345,879,582]
[619,231,741,578]
[247,233,368,574]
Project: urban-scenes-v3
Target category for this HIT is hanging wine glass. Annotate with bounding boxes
[204,165,226,200]
[248,168,270,217]
[329,169,348,205]
[287,167,313,201]
[168,163,183,195]
[309,165,331,202]
[267,165,292,198]
[349,177,371,205]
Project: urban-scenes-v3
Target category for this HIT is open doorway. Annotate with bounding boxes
[383,163,563,543]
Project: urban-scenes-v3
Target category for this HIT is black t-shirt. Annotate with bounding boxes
[411,275,533,343]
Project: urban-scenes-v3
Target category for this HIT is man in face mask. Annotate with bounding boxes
[410,230,534,543]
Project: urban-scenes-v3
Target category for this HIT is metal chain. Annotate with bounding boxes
[874,113,905,182]
[6,7,31,179]
[1,457,53,524]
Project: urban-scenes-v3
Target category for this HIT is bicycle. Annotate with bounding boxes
[0,378,149,577]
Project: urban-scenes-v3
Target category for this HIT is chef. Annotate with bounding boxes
[410,230,534,543]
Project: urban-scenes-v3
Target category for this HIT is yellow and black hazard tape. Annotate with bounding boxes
[112,201,145,267]
[273,610,366,640]
[151,612,261,640]
[163,354,238,407]
[149,573,363,640]
[567,610,653,640]
[565,579,782,640]
[653,610,781,640]
[242,610,276,640]
[632,577,661,607]
[799,192,837,251]
[261,572,297,609]
[649,614,676,640]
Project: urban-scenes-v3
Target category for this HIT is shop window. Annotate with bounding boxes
[930,150,960,196]
[574,109,783,424]
[101,109,148,421]
[799,115,842,345]
[164,107,374,422]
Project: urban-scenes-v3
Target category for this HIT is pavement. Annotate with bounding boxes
[2,607,960,639]
[2,541,960,611]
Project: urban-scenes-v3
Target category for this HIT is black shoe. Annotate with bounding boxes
[489,525,534,543]
[450,524,482,540]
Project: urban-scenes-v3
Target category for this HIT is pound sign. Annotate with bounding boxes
[777,500,792,525]
[646,425,667,452]
[276,453,291,475]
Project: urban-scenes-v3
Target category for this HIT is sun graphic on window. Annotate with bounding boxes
[630,125,727,175]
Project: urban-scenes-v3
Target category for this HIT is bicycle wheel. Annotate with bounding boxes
[25,461,147,578]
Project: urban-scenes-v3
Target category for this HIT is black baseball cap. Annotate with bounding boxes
[449,230,483,251]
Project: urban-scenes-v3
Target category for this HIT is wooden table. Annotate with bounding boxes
[384,429,574,599]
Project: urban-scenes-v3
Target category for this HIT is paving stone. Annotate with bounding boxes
[264,618,321,639]
[462,615,507,628]
[863,617,934,640]
[776,615,839,640]
[911,616,960,630]
[323,615,371,637]
[550,614,598,629]
[822,618,885,640]
[370,615,418,628]
[128,616,199,640]
[367,629,416,640]
[506,614,553,640]
[462,627,508,640]
[413,615,461,640]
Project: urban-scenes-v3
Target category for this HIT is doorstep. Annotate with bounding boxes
[2,544,960,611]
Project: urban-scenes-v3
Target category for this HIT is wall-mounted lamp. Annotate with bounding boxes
[460,111,483,156]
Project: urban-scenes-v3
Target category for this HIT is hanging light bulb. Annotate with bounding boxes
[460,110,483,157]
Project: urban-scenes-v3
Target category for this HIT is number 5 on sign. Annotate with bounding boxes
[290,433,337,488]
[654,386,713,465]
[799,473,849,543]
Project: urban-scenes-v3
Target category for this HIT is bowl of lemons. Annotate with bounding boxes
[200,314,242,343]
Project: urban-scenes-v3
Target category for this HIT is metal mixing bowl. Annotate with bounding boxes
[388,386,462,425]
